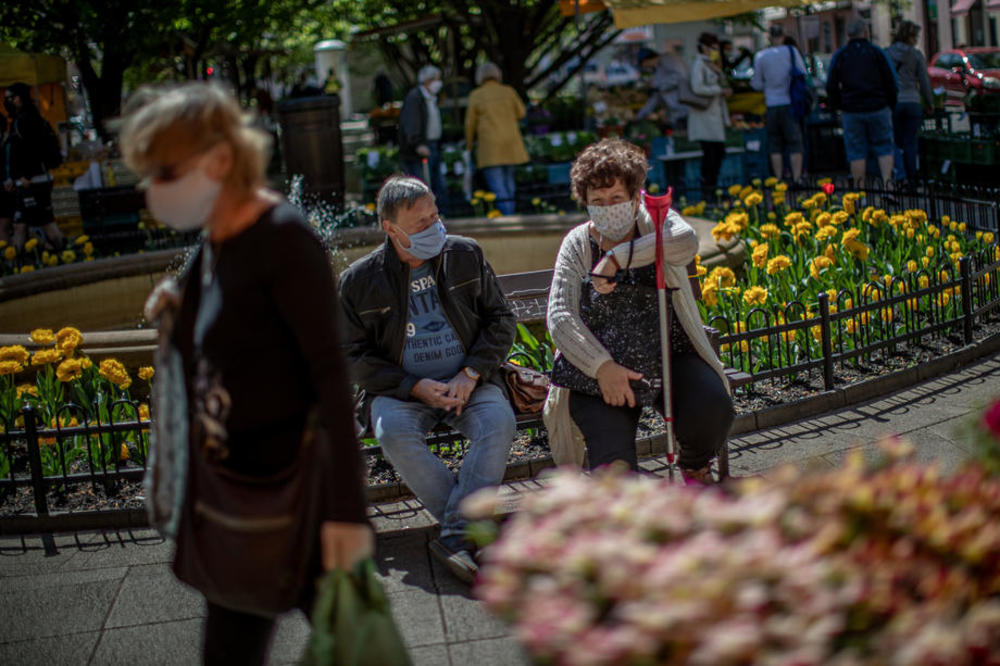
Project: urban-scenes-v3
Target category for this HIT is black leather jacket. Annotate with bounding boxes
[338,235,515,405]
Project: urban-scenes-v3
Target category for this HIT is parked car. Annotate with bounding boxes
[602,61,640,88]
[928,47,1000,106]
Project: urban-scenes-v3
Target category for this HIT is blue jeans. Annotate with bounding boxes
[842,107,894,162]
[893,102,923,183]
[371,383,515,538]
[402,140,449,215]
[481,165,516,215]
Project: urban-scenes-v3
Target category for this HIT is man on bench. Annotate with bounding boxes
[339,176,516,584]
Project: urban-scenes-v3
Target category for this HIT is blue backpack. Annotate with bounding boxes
[788,45,813,120]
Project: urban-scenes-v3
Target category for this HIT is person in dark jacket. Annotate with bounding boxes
[4,82,65,252]
[398,65,449,214]
[886,20,934,185]
[826,18,899,184]
[121,82,372,665]
[338,175,515,584]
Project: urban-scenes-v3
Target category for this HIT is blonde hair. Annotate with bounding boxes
[120,82,270,194]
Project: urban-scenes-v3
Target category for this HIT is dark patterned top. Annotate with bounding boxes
[550,237,693,405]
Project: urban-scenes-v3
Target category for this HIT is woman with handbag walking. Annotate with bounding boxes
[686,33,733,202]
[121,82,373,665]
[543,138,734,483]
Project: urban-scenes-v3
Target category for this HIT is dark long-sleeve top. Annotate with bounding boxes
[5,110,51,181]
[826,38,899,113]
[177,202,367,524]
[397,86,428,161]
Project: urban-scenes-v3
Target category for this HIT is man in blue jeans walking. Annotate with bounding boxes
[338,176,516,583]
[826,17,899,184]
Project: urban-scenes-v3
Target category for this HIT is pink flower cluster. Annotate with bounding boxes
[476,443,1000,665]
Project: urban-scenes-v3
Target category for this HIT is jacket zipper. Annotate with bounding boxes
[358,305,391,316]
[398,264,411,365]
[448,277,479,291]
[436,253,468,353]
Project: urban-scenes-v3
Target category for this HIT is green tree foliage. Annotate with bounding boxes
[0,0,350,139]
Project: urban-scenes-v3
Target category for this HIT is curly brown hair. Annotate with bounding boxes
[569,138,648,204]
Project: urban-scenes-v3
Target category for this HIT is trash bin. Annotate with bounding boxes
[277,94,345,205]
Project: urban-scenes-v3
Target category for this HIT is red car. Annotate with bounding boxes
[928,47,1000,105]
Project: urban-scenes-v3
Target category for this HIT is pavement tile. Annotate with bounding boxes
[104,564,204,629]
[370,498,438,534]
[387,588,446,649]
[89,618,202,665]
[0,631,99,666]
[266,611,311,665]
[377,531,435,596]
[409,644,451,666]
[0,567,125,642]
[448,637,530,666]
[0,530,170,577]
[821,429,974,474]
[726,421,862,473]
[439,592,509,643]
[63,532,173,571]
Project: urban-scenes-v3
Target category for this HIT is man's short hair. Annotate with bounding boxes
[769,24,784,38]
[377,176,434,223]
[417,65,441,84]
[847,17,868,39]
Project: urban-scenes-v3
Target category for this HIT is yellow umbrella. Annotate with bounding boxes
[597,0,813,28]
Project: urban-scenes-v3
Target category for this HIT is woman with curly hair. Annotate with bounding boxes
[544,138,734,483]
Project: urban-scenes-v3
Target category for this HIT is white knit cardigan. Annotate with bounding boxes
[543,207,731,466]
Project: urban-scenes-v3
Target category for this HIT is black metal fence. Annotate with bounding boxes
[710,250,1000,392]
[0,402,150,519]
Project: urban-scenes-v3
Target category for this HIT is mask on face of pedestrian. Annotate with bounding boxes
[392,219,447,259]
[708,48,721,64]
[426,79,443,95]
[145,153,224,232]
[588,199,638,242]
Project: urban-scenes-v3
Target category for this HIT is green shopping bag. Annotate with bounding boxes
[303,558,412,666]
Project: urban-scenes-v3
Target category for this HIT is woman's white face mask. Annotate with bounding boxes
[145,155,223,232]
[587,199,637,242]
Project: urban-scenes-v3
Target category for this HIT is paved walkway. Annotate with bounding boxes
[1,354,998,665]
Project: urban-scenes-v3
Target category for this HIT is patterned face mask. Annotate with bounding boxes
[587,199,637,241]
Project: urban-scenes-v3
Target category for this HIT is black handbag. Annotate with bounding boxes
[172,415,330,617]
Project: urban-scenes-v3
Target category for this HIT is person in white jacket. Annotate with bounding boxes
[686,33,732,202]
[543,138,734,485]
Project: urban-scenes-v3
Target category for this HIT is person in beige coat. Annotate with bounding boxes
[543,139,734,484]
[465,62,530,216]
[686,33,732,202]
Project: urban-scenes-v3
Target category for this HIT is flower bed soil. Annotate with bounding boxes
[2,324,997,517]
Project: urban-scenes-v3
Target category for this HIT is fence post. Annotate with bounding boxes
[818,291,834,391]
[22,404,49,517]
[960,256,973,345]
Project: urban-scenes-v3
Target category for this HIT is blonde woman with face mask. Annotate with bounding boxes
[544,138,734,484]
[120,82,372,665]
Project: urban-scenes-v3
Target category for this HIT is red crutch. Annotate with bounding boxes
[643,187,677,478]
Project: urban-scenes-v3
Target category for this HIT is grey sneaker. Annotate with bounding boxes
[429,538,478,584]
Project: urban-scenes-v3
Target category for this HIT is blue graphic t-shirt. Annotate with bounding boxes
[401,264,465,380]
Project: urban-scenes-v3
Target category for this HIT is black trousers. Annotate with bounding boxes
[203,602,277,666]
[569,353,734,471]
[699,141,726,202]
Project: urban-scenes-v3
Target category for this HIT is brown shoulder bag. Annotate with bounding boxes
[500,360,550,414]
